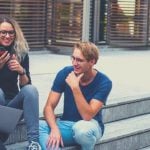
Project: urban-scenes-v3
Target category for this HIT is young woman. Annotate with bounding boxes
[0,15,41,150]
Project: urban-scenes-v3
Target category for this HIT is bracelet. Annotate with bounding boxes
[19,68,26,76]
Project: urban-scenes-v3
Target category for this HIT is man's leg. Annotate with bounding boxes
[39,119,76,150]
[72,119,102,150]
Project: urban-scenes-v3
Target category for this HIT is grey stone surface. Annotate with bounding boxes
[5,122,27,145]
[62,114,150,150]
[139,146,150,150]
[102,96,150,123]
[6,141,28,150]
[5,46,150,149]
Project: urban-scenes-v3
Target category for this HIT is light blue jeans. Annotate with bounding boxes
[39,118,102,150]
[0,85,39,143]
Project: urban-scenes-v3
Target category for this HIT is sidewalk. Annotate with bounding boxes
[29,46,150,116]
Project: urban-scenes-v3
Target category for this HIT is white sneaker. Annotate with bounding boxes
[27,141,41,150]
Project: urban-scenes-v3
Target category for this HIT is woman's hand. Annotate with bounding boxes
[0,51,10,69]
[7,54,24,74]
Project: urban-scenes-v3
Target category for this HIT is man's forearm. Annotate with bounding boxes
[72,86,93,120]
[44,106,58,129]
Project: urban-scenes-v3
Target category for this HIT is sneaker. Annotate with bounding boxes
[27,141,41,150]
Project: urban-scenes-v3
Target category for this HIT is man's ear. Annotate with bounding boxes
[90,59,96,65]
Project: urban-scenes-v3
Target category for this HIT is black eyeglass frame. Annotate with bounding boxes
[0,30,16,37]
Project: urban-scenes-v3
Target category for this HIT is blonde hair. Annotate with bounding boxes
[74,41,99,64]
[0,16,29,61]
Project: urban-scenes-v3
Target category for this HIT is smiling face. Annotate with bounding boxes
[71,48,94,75]
[0,22,15,47]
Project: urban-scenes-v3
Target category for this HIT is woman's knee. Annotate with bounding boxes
[21,85,38,94]
[20,85,39,99]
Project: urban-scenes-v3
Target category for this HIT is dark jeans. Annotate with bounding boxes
[0,85,39,142]
[0,141,6,150]
[0,133,8,150]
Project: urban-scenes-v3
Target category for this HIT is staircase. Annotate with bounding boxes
[5,95,150,150]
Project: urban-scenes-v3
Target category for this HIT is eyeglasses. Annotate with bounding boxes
[71,56,87,64]
[0,30,15,37]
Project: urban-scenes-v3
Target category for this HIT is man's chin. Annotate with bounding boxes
[74,71,82,76]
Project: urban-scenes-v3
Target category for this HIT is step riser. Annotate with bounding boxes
[6,142,27,150]
[7,131,150,150]
[5,98,150,147]
[5,123,27,145]
[103,99,150,123]
[6,124,150,150]
[96,131,150,150]
[62,130,150,150]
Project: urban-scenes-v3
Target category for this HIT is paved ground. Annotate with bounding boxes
[28,46,150,116]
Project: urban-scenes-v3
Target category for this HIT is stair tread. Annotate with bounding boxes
[6,141,28,150]
[6,114,150,150]
[101,114,150,142]
[139,146,150,150]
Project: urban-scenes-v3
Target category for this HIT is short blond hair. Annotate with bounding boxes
[74,41,99,64]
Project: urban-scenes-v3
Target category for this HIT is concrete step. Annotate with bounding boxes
[103,95,150,123]
[5,121,27,145]
[6,114,150,150]
[63,114,150,150]
[5,95,150,146]
[6,141,28,150]
[139,146,150,150]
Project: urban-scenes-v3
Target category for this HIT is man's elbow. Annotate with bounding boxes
[82,114,93,121]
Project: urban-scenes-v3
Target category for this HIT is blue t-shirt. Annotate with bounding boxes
[52,66,112,134]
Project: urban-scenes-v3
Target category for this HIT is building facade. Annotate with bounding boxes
[0,0,150,49]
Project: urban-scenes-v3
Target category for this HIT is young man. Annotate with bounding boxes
[39,42,112,150]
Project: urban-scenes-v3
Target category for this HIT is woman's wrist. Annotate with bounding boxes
[19,68,26,76]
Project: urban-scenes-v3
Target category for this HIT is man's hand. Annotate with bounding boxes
[46,127,64,149]
[65,71,84,89]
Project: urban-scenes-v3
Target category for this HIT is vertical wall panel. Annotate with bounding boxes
[47,0,83,47]
[0,0,47,49]
[107,0,149,47]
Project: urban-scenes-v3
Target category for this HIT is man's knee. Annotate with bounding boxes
[72,120,100,145]
[73,120,91,139]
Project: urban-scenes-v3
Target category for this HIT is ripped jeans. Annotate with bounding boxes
[39,119,102,150]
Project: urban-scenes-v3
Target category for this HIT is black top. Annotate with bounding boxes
[0,45,31,99]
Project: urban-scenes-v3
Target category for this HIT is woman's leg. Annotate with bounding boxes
[39,119,76,150]
[0,139,6,150]
[72,119,102,150]
[7,85,39,143]
[0,89,9,144]
[0,133,9,144]
[0,88,5,105]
